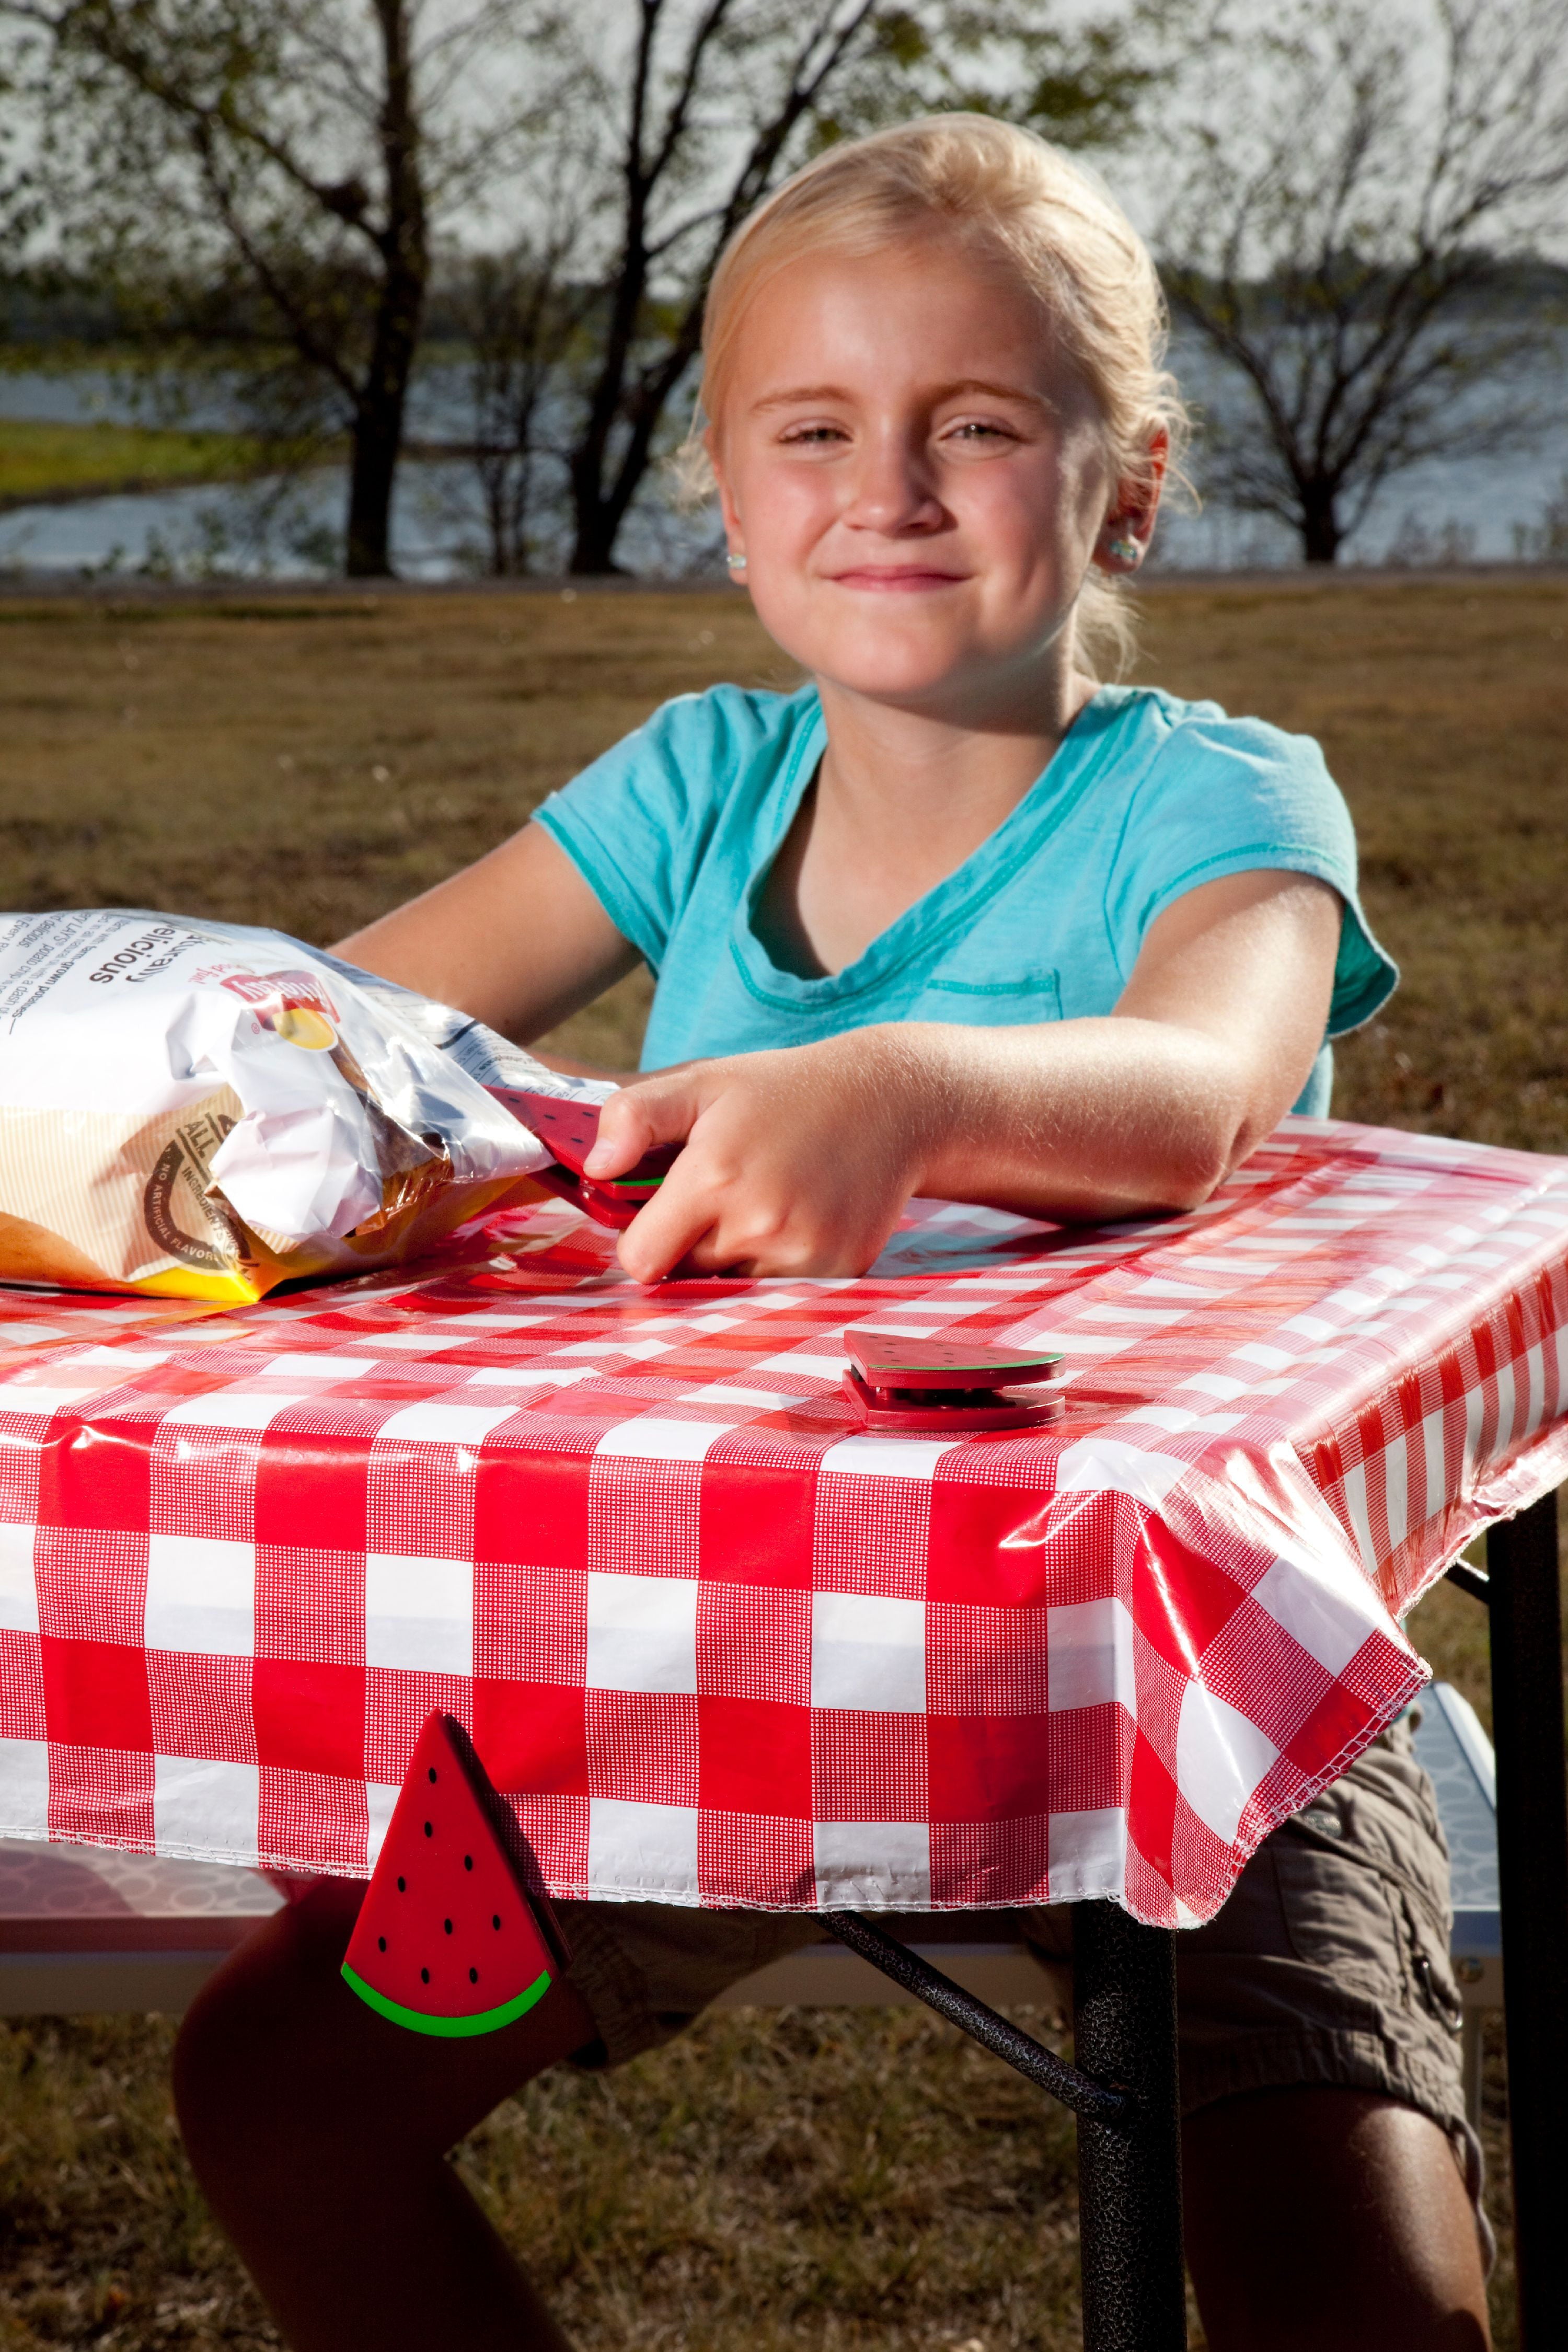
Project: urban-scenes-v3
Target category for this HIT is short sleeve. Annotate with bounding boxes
[532,684,813,973]
[529,692,712,969]
[1104,707,1397,1036]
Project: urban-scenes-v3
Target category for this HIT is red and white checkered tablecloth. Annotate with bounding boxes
[1,1114,1565,1928]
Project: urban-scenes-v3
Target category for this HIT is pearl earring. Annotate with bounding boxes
[725,551,747,572]
[1107,535,1140,565]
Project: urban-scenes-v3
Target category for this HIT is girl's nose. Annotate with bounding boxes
[843,430,944,535]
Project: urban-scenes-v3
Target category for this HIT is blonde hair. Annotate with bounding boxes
[686,114,1189,678]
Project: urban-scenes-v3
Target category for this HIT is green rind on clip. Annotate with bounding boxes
[341,1962,552,2038]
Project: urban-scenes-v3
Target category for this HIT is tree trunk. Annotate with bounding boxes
[568,492,629,575]
[1300,485,1343,564]
[345,402,407,577]
[569,486,640,574]
[344,0,428,579]
[567,264,649,575]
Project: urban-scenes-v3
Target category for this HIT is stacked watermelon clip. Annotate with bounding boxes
[496,1088,679,1231]
[343,1713,570,2038]
[843,1336,1065,1433]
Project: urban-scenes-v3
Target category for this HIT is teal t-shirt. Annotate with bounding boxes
[533,681,1396,1115]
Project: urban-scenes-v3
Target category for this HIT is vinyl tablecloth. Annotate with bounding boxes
[2,1114,1566,1929]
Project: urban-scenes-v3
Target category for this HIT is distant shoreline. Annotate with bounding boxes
[0,468,266,516]
[0,439,525,515]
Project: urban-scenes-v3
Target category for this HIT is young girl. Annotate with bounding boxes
[173,119,1490,2352]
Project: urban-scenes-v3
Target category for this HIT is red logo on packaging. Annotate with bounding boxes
[218,969,339,1021]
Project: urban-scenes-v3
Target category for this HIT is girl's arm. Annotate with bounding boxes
[589,868,1342,1281]
[332,824,641,1069]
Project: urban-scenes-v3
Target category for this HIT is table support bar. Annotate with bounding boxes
[823,1907,1186,2352]
[1487,1491,1568,2349]
[820,1910,1128,2128]
[1072,1903,1187,2351]
[1444,1559,1491,1606]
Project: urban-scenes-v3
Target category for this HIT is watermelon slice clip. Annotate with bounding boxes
[489,1087,680,1232]
[342,1712,569,2038]
[841,1336,1065,1434]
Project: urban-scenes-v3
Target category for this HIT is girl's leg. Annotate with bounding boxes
[172,1876,597,2352]
[1175,1723,1492,2349]
[1184,2086,1490,2351]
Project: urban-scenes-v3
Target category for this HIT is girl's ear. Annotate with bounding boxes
[1093,428,1169,574]
[705,421,745,559]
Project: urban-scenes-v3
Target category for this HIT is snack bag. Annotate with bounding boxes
[0,910,609,1302]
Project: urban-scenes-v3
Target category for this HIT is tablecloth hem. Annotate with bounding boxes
[1389,1420,1568,1626]
[1468,1419,1568,1530]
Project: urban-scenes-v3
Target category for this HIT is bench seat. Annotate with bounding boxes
[0,1839,284,2017]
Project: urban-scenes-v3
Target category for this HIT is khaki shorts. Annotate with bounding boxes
[556,1715,1487,2256]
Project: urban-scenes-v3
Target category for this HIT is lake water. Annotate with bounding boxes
[2,352,1564,579]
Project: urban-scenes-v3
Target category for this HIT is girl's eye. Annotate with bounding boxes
[945,420,1016,444]
[779,422,849,446]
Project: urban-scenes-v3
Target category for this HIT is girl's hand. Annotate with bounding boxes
[584,1030,929,1282]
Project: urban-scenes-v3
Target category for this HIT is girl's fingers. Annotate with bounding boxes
[616,1169,722,1284]
[619,1165,892,1284]
[584,1071,704,1176]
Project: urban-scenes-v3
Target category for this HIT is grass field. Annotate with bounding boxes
[0,422,263,512]
[0,574,1564,2348]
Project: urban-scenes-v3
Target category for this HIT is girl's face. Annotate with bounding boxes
[708,232,1152,721]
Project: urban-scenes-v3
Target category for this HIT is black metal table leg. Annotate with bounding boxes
[1486,1490,1568,2348]
[1073,1900,1186,2351]
[823,1908,1182,2348]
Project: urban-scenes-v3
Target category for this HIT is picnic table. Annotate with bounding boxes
[1,1112,1565,2349]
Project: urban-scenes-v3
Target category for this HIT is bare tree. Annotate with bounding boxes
[549,0,1162,574]
[448,228,586,575]
[1158,0,1568,563]
[7,1,541,574]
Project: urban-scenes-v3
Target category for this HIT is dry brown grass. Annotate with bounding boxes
[0,586,787,1069]
[0,574,1564,2349]
[1134,576,1568,1158]
[0,2002,1091,2352]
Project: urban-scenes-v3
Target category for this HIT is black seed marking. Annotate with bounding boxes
[423,1821,433,1837]
[396,1875,406,1893]
[492,1914,501,1930]
[428,1766,437,1783]
[464,1854,473,1871]
[444,1918,453,1934]
[378,1936,387,1953]
[469,1967,478,1984]
[420,1967,430,1985]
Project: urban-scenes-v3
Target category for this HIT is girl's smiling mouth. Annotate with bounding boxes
[826,564,970,591]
